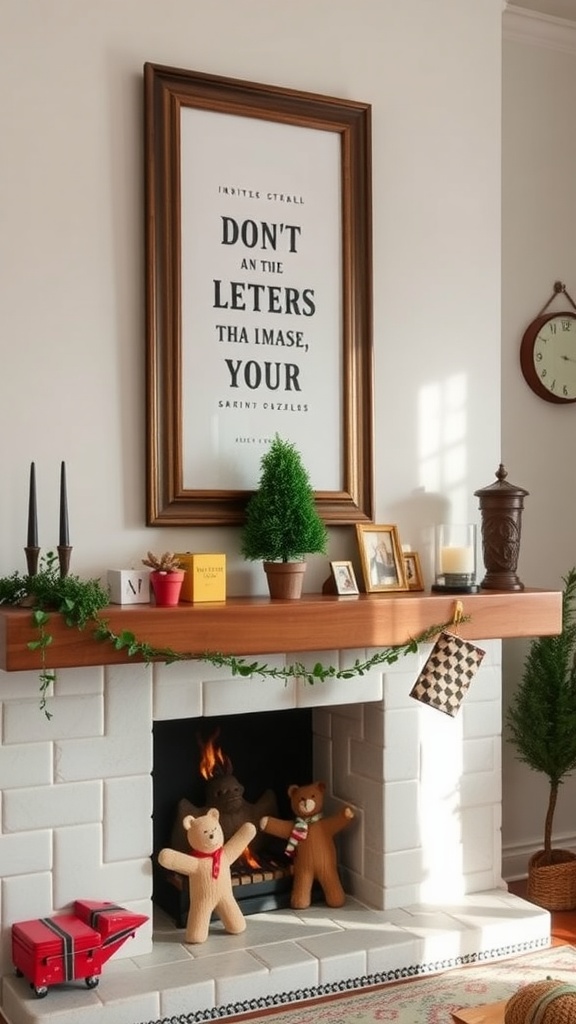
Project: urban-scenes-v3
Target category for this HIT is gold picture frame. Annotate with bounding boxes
[404,551,424,592]
[355,524,408,593]
[330,560,360,596]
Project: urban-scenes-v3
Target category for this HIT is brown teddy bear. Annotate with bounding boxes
[158,807,256,943]
[260,781,354,909]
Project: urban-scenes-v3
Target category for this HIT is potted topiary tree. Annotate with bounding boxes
[241,434,328,599]
[506,566,576,910]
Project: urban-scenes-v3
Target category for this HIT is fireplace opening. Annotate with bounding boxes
[152,709,315,921]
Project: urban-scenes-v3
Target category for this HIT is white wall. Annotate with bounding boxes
[0,0,502,598]
[502,10,576,873]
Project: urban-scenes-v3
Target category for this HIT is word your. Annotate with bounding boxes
[224,359,301,392]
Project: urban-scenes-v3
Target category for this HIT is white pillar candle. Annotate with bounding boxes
[441,545,475,574]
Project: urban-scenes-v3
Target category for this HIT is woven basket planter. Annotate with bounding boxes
[527,848,576,910]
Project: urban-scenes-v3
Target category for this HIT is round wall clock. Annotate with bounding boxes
[520,283,576,404]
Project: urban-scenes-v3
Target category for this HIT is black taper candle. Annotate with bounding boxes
[59,461,69,547]
[27,462,38,547]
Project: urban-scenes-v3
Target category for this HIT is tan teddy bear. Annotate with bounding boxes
[158,807,256,943]
[260,781,354,910]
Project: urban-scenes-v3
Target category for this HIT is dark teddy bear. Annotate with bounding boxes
[170,775,277,858]
[260,780,354,909]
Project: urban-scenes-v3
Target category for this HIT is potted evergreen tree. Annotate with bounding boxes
[506,566,576,910]
[241,434,328,599]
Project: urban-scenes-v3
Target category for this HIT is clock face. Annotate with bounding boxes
[520,312,576,403]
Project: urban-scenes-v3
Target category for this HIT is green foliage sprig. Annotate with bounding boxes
[0,552,109,719]
[506,566,576,862]
[0,551,109,627]
[29,609,55,717]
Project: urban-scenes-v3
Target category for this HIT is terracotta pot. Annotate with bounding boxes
[263,561,306,599]
[150,570,185,607]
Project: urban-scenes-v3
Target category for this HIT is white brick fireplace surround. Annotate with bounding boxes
[0,631,551,1024]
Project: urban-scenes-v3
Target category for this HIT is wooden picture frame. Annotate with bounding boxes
[330,560,359,596]
[144,63,373,526]
[355,524,408,593]
[404,551,424,592]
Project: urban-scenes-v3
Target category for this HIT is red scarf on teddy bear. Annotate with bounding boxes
[189,847,223,878]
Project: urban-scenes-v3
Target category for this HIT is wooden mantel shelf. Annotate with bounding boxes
[0,588,562,672]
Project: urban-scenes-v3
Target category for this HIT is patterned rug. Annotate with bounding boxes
[216,945,576,1024]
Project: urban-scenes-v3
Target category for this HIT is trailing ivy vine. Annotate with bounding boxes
[0,554,468,717]
[92,617,458,685]
[28,609,56,717]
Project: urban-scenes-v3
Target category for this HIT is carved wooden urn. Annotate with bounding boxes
[474,465,529,592]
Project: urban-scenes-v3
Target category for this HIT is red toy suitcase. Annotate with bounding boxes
[12,901,148,998]
[12,914,102,997]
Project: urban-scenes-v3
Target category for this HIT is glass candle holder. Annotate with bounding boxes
[432,523,479,593]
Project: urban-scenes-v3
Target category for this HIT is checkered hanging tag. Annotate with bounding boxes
[409,631,486,717]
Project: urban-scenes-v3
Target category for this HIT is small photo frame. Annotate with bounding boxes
[330,560,360,596]
[404,551,425,592]
[355,524,408,593]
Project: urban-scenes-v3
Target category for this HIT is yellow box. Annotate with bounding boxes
[176,553,226,603]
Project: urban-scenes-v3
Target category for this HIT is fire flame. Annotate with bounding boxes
[196,730,264,872]
[198,729,232,780]
[242,846,260,869]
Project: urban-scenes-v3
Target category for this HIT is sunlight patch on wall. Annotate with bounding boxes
[418,372,470,521]
[416,373,469,901]
[419,705,466,903]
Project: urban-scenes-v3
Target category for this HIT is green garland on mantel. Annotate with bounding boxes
[94,617,457,681]
[0,553,469,718]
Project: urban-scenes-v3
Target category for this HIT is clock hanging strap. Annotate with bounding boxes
[537,280,576,316]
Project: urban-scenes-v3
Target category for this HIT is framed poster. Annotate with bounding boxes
[145,63,373,526]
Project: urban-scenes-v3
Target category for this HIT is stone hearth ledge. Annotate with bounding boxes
[1,893,551,1024]
[0,588,562,672]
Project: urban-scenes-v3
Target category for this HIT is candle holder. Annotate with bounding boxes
[57,545,73,578]
[432,523,479,594]
[24,546,40,576]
